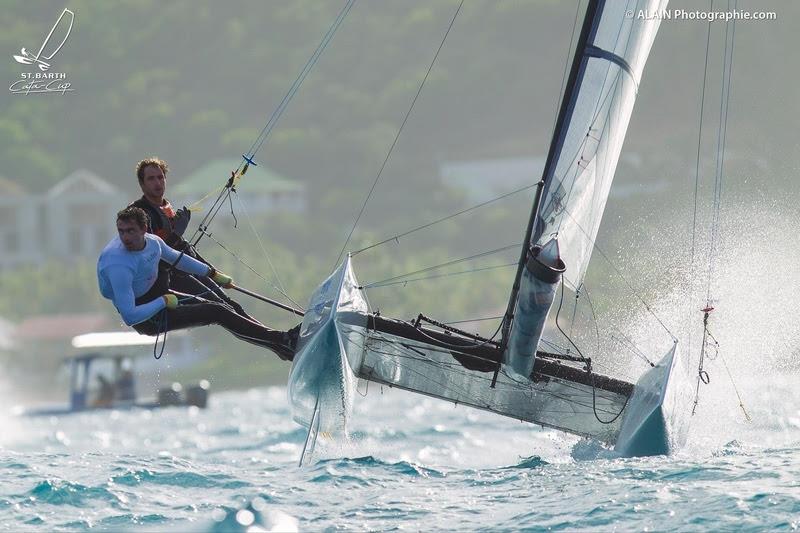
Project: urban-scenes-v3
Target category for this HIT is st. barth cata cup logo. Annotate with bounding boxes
[10,8,75,95]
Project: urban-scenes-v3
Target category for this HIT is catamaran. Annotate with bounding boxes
[286,0,695,463]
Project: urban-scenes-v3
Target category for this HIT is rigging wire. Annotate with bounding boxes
[362,262,516,289]
[559,205,677,342]
[687,3,713,357]
[350,3,652,337]
[691,0,749,421]
[235,193,303,310]
[199,225,303,310]
[244,0,357,161]
[444,315,504,326]
[707,1,736,305]
[350,0,583,260]
[539,338,570,354]
[554,279,590,367]
[350,184,536,256]
[334,0,465,267]
[359,243,520,289]
[549,0,584,140]
[349,49,623,262]
[181,0,356,283]
[610,333,654,368]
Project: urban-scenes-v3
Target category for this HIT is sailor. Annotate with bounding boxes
[93,374,115,407]
[97,206,296,361]
[115,365,136,402]
[129,157,255,320]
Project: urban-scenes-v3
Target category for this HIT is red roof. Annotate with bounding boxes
[14,313,115,341]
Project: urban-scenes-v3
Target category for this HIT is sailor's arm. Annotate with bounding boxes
[157,236,210,276]
[106,266,166,326]
[157,237,233,287]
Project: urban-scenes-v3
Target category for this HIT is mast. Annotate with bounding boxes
[500,0,601,356]
[500,0,667,378]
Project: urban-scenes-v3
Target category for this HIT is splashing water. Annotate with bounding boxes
[2,197,800,530]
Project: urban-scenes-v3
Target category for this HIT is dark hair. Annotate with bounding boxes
[135,157,169,184]
[116,206,149,230]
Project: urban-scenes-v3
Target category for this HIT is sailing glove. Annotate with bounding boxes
[209,268,234,288]
[162,293,179,309]
[172,206,191,237]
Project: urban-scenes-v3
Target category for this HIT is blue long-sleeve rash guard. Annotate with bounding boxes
[97,234,209,325]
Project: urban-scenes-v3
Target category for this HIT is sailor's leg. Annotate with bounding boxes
[198,276,257,321]
[153,302,294,361]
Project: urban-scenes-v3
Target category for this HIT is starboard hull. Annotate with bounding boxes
[614,343,692,457]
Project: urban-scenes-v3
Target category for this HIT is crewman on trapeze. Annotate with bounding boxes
[128,157,256,320]
[97,206,297,361]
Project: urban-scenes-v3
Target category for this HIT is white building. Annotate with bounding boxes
[44,169,124,260]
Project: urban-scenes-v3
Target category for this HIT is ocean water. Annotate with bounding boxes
[1,371,799,532]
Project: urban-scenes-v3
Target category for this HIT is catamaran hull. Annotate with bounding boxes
[289,260,693,460]
[287,260,361,440]
[614,343,692,457]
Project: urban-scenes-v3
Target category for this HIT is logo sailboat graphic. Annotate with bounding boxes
[13,9,74,72]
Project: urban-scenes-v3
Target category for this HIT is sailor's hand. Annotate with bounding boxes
[172,206,191,237]
[210,269,234,288]
[162,293,179,309]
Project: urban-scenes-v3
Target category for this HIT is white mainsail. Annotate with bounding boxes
[504,0,667,377]
[536,0,666,287]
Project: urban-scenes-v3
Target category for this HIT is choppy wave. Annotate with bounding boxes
[1,379,800,531]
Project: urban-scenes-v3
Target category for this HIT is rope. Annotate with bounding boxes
[690,307,749,421]
[553,277,627,425]
[579,284,602,359]
[718,350,752,422]
[691,307,715,415]
[334,0,465,267]
[554,278,590,368]
[152,310,168,360]
[359,243,519,289]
